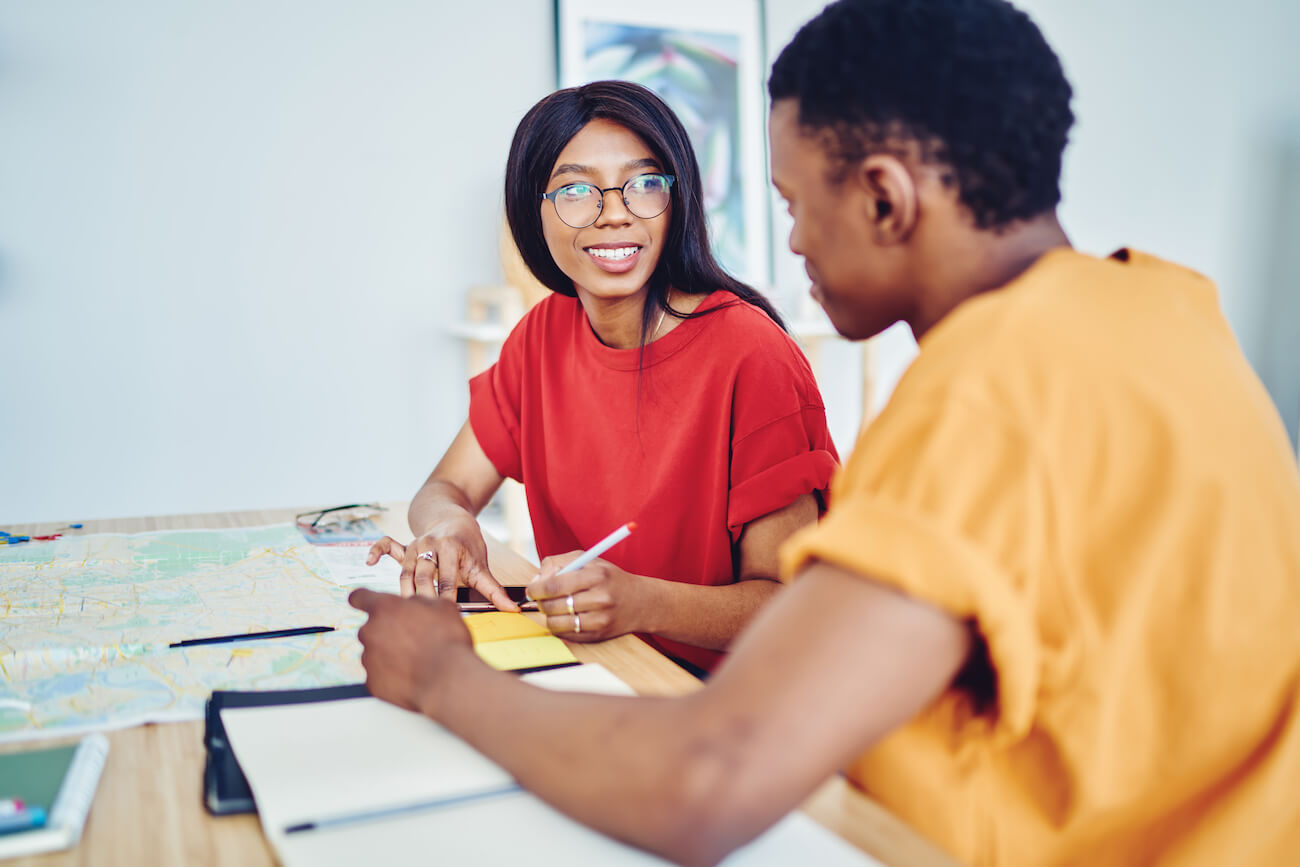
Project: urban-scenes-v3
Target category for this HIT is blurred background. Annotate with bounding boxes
[2,0,1297,526]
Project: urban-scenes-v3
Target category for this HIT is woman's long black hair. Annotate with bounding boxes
[503,80,786,341]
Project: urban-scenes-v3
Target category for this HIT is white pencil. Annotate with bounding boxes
[557,522,637,575]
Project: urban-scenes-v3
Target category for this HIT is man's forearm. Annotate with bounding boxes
[423,651,751,866]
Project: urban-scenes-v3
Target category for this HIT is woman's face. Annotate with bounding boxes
[539,118,671,304]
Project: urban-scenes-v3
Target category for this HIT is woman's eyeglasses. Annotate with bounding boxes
[294,503,385,531]
[541,173,676,229]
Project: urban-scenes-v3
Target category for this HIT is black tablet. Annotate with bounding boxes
[202,683,369,816]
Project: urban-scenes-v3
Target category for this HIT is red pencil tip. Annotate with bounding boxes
[626,522,638,532]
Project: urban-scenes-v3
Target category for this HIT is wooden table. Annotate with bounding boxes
[3,505,958,867]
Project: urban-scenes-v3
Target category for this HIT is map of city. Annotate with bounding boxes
[0,524,377,744]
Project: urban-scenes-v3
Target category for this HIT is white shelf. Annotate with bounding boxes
[445,322,510,341]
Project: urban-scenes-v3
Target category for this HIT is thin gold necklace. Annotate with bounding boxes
[652,292,671,340]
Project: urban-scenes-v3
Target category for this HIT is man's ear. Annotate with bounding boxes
[852,153,917,242]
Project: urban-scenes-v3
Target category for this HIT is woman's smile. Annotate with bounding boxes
[583,243,644,273]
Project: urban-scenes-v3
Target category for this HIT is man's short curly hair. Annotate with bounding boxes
[768,0,1073,229]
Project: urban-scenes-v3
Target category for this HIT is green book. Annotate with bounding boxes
[0,734,108,859]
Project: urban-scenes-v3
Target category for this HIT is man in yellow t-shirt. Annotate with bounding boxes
[773,246,1300,864]
[346,0,1300,864]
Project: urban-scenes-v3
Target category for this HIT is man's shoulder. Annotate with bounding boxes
[888,248,1227,434]
[965,247,1215,325]
[922,247,1218,369]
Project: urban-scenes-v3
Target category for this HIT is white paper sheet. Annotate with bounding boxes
[223,664,882,867]
[311,542,401,589]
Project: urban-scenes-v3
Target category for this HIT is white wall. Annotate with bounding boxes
[3,1,1297,525]
[0,2,553,523]
[1027,0,1300,447]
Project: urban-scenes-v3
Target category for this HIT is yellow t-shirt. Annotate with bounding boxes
[781,248,1300,865]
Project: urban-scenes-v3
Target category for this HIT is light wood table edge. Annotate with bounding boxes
[4,504,959,867]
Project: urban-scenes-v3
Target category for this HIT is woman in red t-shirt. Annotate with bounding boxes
[369,81,837,673]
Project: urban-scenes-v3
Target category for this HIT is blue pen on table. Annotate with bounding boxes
[0,806,46,835]
[168,626,335,648]
[555,521,637,576]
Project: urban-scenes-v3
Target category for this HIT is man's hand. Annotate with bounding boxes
[349,588,477,714]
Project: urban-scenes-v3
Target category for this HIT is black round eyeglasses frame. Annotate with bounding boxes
[540,174,677,229]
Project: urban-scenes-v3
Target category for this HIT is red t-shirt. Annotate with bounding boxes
[469,290,838,671]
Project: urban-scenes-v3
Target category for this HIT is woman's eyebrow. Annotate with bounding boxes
[550,162,592,180]
[623,157,661,172]
[549,157,661,181]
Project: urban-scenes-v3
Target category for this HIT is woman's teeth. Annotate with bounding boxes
[588,246,639,260]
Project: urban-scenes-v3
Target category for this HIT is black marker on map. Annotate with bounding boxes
[168,626,335,648]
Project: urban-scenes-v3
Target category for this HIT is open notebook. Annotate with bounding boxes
[222,664,881,867]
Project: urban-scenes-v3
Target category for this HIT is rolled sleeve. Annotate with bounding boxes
[728,406,838,534]
[469,364,523,482]
[780,398,1049,746]
[782,497,1038,745]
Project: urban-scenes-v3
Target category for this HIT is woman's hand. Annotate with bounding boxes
[349,588,477,714]
[365,515,519,612]
[527,554,656,642]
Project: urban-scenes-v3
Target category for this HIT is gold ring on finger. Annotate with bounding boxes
[417,551,435,561]
[573,612,581,635]
[565,594,575,616]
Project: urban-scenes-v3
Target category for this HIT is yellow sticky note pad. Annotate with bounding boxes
[462,612,575,671]
[462,612,550,644]
[474,635,577,671]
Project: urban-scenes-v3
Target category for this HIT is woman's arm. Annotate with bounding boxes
[638,491,819,649]
[528,493,819,650]
[408,419,505,536]
[368,419,517,608]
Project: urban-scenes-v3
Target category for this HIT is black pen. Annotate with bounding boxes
[284,783,523,834]
[168,625,335,648]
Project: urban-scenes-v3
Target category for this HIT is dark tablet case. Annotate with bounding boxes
[201,661,579,816]
[202,683,370,816]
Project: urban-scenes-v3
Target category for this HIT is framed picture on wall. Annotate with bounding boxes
[556,0,769,286]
